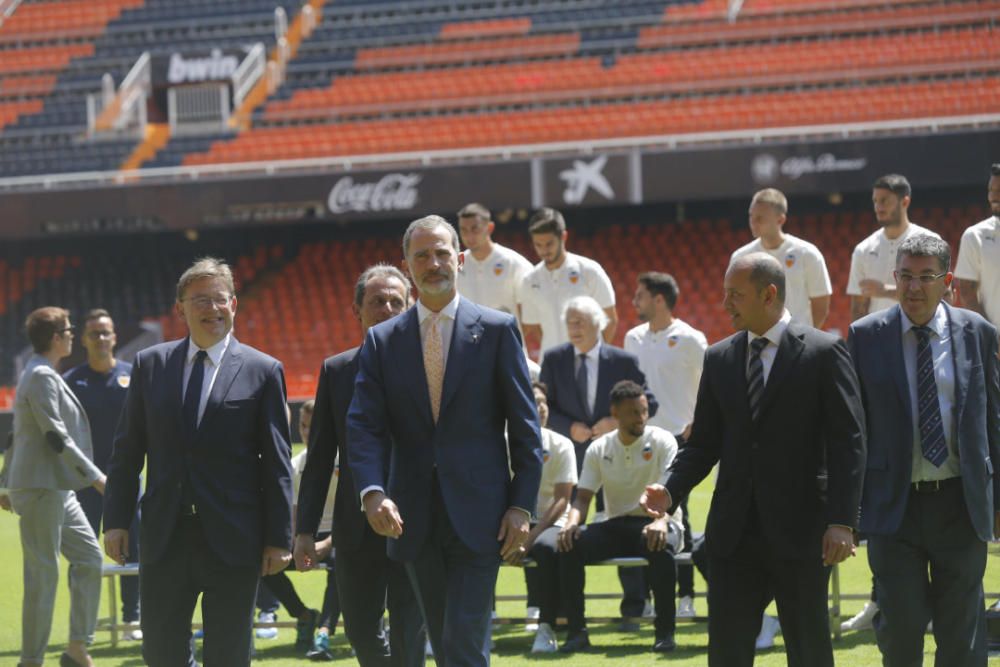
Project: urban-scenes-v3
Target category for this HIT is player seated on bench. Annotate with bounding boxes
[555,379,683,654]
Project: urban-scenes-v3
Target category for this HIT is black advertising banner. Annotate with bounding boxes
[539,153,635,208]
[0,161,533,239]
[641,131,1000,202]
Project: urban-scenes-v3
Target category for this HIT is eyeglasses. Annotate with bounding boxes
[181,294,233,309]
[895,271,948,285]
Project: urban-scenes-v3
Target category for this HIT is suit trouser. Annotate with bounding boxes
[337,527,425,667]
[78,485,141,623]
[868,479,987,667]
[558,516,677,639]
[404,481,500,667]
[525,526,561,627]
[140,515,259,667]
[9,488,103,664]
[706,518,832,667]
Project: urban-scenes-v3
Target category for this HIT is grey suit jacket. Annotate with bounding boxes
[848,303,1000,542]
[6,355,102,491]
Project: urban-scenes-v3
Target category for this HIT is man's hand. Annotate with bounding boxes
[104,528,129,565]
[570,422,593,443]
[822,525,856,566]
[557,522,582,553]
[858,279,893,299]
[261,546,292,576]
[293,533,319,570]
[363,491,404,538]
[642,518,670,552]
[315,535,333,562]
[498,508,530,563]
[92,475,106,495]
[590,417,618,439]
[0,493,12,513]
[639,484,671,519]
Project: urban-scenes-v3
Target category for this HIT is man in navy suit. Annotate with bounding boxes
[348,215,543,667]
[104,257,294,667]
[848,235,1000,667]
[295,263,425,666]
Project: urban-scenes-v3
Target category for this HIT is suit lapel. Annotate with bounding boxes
[724,334,753,426]
[166,339,188,436]
[439,299,484,418]
[755,324,805,421]
[196,338,245,436]
[593,345,614,420]
[885,307,912,416]
[945,303,971,424]
[397,307,434,426]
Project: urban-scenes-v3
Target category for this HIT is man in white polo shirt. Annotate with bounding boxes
[519,207,617,357]
[955,163,1000,328]
[848,174,941,322]
[555,380,682,654]
[624,271,706,618]
[456,202,533,319]
[731,188,832,328]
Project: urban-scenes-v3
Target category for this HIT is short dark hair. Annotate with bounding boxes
[990,163,1000,177]
[896,234,951,272]
[26,306,70,353]
[531,380,548,398]
[638,272,680,310]
[873,174,911,199]
[457,202,491,221]
[609,380,644,406]
[84,308,111,325]
[354,263,411,307]
[528,207,566,236]
[402,215,460,258]
[732,253,786,303]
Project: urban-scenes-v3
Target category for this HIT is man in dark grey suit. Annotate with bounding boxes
[848,235,1000,667]
[104,257,294,667]
[642,253,866,667]
[295,263,425,666]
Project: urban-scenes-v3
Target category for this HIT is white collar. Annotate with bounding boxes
[417,293,460,324]
[748,309,792,348]
[187,332,231,367]
[574,339,602,361]
[900,302,947,338]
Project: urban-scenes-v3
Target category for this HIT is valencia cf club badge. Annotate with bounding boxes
[668,336,678,348]
[493,262,504,276]
[569,270,580,284]
[785,254,796,268]
[542,451,550,463]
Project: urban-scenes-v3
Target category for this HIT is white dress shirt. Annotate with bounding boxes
[746,310,792,384]
[182,333,231,426]
[899,303,959,482]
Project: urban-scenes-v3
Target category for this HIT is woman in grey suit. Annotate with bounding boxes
[6,307,105,667]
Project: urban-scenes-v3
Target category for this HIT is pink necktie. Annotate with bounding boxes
[424,313,444,422]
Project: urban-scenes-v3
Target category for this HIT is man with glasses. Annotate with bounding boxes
[65,309,141,640]
[848,235,1000,667]
[104,257,294,667]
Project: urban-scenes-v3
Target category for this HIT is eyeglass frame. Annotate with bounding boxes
[893,270,949,285]
[179,294,234,309]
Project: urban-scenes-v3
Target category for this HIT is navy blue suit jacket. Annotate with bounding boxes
[347,298,543,561]
[104,337,294,567]
[539,342,658,445]
[664,322,866,559]
[848,303,1000,542]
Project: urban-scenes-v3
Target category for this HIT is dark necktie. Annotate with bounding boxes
[913,326,948,467]
[576,353,592,422]
[183,350,208,435]
[747,337,769,421]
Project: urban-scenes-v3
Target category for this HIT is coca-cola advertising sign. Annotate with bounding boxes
[327,173,422,214]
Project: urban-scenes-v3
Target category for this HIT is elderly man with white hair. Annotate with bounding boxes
[539,295,658,629]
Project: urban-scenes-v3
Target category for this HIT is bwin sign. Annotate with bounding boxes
[167,49,240,85]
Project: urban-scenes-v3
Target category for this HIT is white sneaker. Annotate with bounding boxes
[840,601,879,632]
[755,614,780,650]
[677,596,696,618]
[425,638,434,657]
[642,599,656,618]
[525,606,540,632]
[256,611,278,639]
[124,621,143,640]
[531,622,558,653]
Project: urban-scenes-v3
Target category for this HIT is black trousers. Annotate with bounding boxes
[868,480,987,667]
[706,518,832,667]
[336,527,425,667]
[78,485,141,623]
[140,515,259,667]
[557,516,677,639]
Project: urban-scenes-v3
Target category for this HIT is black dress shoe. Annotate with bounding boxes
[559,631,591,653]
[59,654,85,667]
[653,634,677,652]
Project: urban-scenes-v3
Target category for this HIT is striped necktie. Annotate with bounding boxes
[747,337,769,421]
[913,326,948,467]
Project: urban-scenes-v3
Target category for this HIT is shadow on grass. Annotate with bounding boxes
[492,622,712,659]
